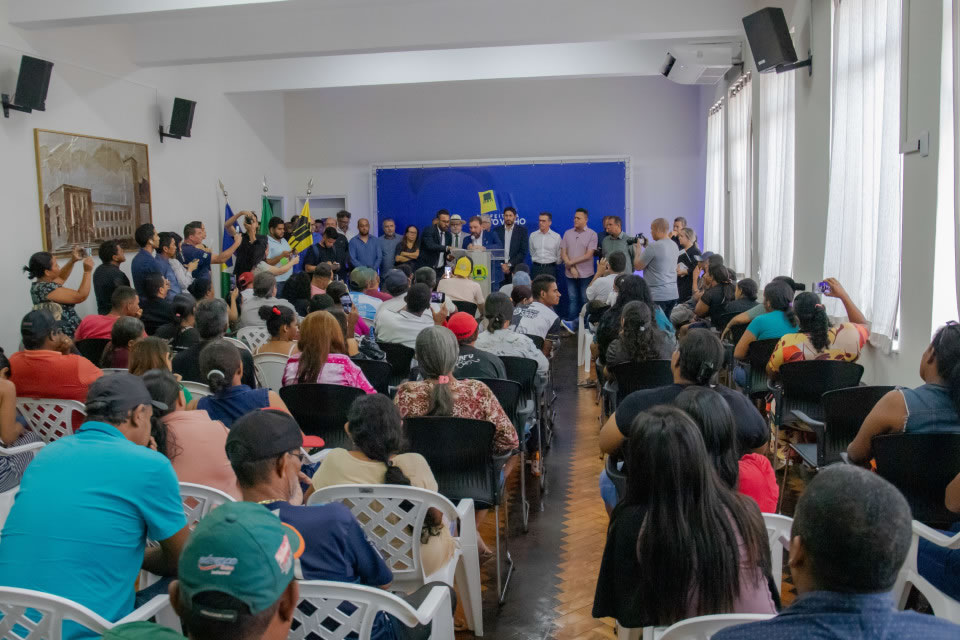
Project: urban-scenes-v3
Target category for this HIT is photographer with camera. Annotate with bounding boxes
[231,211,269,278]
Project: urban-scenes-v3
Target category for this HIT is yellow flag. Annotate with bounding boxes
[478,190,497,214]
[289,199,313,253]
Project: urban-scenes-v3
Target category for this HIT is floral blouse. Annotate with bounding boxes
[767,321,870,374]
[31,281,80,338]
[393,378,519,454]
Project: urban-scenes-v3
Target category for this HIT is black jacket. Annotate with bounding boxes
[420,225,452,270]
[495,224,530,268]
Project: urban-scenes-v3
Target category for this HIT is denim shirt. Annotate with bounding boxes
[902,383,960,434]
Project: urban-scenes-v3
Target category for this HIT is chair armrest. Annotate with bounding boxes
[0,441,45,456]
[839,452,851,464]
[789,411,825,429]
[914,520,960,549]
[410,584,453,625]
[115,595,171,624]
[454,498,476,524]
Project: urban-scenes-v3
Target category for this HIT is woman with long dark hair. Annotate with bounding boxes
[142,368,240,499]
[155,293,200,352]
[674,386,778,512]
[593,406,775,628]
[196,339,287,427]
[100,317,145,369]
[394,225,421,269]
[605,300,673,374]
[281,311,373,391]
[280,271,312,317]
[596,275,674,366]
[695,261,736,329]
[766,278,869,376]
[309,394,455,575]
[23,248,94,338]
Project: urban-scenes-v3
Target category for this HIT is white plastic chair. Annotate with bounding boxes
[224,335,253,355]
[308,484,482,636]
[179,482,236,528]
[0,439,45,531]
[0,587,171,640]
[236,326,271,353]
[15,398,86,443]
[657,613,776,639]
[762,513,793,595]
[180,381,212,399]
[100,368,128,375]
[291,580,454,640]
[253,352,288,390]
[893,520,960,623]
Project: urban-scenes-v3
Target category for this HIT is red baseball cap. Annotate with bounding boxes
[445,312,478,340]
[238,272,254,289]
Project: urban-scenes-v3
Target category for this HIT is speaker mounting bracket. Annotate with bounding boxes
[2,94,33,118]
[158,124,182,143]
[775,52,812,76]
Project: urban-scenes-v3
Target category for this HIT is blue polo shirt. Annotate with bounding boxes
[746,310,798,341]
[0,421,186,639]
[181,242,212,282]
[130,249,162,297]
[155,255,180,298]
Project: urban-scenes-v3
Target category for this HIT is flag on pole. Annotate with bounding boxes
[220,202,238,299]
[260,196,273,236]
[289,199,313,254]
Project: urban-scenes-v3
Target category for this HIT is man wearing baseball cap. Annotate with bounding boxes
[446,311,506,380]
[0,373,189,638]
[436,256,485,314]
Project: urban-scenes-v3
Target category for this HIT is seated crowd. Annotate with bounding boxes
[1,223,959,640]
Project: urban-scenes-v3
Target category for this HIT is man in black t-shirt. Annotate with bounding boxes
[304,227,349,281]
[93,240,130,315]
[232,213,268,277]
[446,312,506,380]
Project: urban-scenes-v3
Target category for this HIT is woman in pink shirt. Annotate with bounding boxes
[141,368,241,500]
[282,310,375,393]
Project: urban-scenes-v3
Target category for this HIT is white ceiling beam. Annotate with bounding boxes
[8,0,292,28]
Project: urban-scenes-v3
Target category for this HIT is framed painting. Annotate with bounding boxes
[34,129,152,254]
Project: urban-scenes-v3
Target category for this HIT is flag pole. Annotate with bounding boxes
[218,179,231,298]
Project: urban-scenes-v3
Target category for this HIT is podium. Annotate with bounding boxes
[451,248,505,296]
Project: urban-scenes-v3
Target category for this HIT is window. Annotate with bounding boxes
[757,70,795,285]
[703,101,726,254]
[823,0,903,347]
[727,74,753,278]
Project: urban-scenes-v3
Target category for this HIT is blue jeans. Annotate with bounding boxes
[566,277,590,320]
[655,299,678,318]
[918,521,960,601]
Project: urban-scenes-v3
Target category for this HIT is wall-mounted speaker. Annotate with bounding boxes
[742,7,800,73]
[3,55,54,118]
[169,98,196,137]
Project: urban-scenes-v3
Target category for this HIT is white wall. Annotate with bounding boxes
[0,0,287,353]
[282,75,707,236]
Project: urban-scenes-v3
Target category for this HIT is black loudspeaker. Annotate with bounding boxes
[169,98,196,137]
[742,7,798,73]
[14,56,54,111]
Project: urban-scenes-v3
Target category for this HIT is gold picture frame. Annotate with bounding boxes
[34,128,152,254]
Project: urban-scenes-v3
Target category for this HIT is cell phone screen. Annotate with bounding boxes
[443,267,452,279]
[340,294,353,312]
[430,292,446,303]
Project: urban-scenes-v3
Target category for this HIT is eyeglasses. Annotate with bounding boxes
[288,449,306,465]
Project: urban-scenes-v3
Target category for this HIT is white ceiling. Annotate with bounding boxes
[6,0,781,93]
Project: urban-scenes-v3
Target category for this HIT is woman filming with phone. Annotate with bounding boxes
[766,277,870,377]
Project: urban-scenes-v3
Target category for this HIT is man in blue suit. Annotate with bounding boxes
[494,206,529,285]
[466,215,502,252]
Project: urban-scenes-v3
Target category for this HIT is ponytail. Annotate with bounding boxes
[170,293,197,340]
[199,339,242,394]
[345,394,413,487]
[794,292,831,351]
[676,329,724,387]
[141,368,182,460]
[931,323,960,415]
[258,304,296,338]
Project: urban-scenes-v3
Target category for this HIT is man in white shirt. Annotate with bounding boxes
[529,212,562,280]
[437,256,485,314]
[586,251,628,304]
[512,274,565,341]
[266,217,294,296]
[449,214,468,250]
[374,283,445,349]
[476,292,549,374]
[238,271,297,329]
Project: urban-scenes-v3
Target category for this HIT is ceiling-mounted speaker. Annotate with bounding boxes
[3,55,54,118]
[742,7,811,74]
[169,98,196,137]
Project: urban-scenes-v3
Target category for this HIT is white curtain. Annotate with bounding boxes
[703,104,726,255]
[933,0,958,331]
[823,0,902,346]
[757,70,795,285]
[953,0,960,317]
[727,75,753,277]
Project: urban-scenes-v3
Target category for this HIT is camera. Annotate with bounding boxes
[245,216,254,225]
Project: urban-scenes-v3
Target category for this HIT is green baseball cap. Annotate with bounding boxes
[177,502,298,621]
[101,622,185,639]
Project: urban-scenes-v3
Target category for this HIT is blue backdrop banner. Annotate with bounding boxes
[375,161,627,236]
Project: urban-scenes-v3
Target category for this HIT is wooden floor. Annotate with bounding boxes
[460,343,805,639]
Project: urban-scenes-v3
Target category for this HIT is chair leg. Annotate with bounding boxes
[777,454,790,514]
[519,449,529,533]
[494,505,514,605]
[454,550,484,636]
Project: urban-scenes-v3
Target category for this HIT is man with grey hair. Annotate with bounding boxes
[670,216,688,248]
[375,266,455,329]
[714,466,960,640]
[173,298,258,388]
[238,271,296,329]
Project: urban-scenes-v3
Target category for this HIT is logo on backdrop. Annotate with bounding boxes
[477,189,526,226]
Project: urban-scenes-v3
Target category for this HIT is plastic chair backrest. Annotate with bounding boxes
[308,484,458,581]
[252,353,288,390]
[779,360,864,402]
[873,433,960,528]
[0,586,115,639]
[100,368,128,375]
[355,359,392,395]
[180,380,212,398]
[746,338,780,371]
[658,613,776,640]
[404,416,498,506]
[223,335,252,355]
[75,339,109,366]
[236,326,271,353]
[377,341,415,386]
[609,360,673,404]
[726,321,749,346]
[452,300,478,317]
[524,333,545,350]
[762,513,792,595]
[475,378,522,427]
[893,521,960,622]
[291,580,450,640]
[716,310,740,334]
[499,356,538,397]
[818,385,895,466]
[179,482,236,530]
[15,398,86,443]
[279,383,364,449]
[605,454,626,503]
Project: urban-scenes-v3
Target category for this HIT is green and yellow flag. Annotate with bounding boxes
[478,190,497,214]
[289,199,313,253]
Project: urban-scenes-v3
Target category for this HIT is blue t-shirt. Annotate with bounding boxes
[196,384,270,428]
[0,422,186,639]
[181,243,213,282]
[130,249,162,297]
[746,310,798,341]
